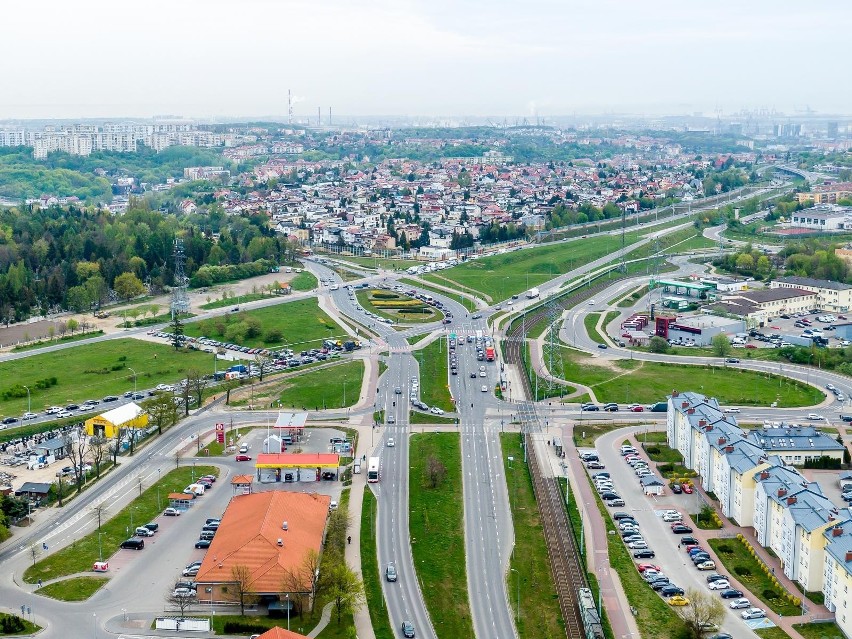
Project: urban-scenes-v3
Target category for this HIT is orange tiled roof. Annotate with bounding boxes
[195,491,330,594]
[231,474,254,485]
[256,628,310,639]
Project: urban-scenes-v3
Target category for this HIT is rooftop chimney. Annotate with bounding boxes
[787,496,797,505]
[718,437,727,445]
[673,391,679,397]
[699,419,708,427]
[688,408,695,414]
[725,446,735,453]
[778,488,787,497]
[833,527,844,537]
[846,550,852,562]
[682,401,689,409]
[760,471,770,480]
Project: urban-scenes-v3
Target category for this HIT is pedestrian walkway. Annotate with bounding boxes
[624,432,832,639]
[533,428,641,639]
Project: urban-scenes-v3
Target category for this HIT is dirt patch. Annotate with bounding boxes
[573,353,625,374]
[0,320,65,348]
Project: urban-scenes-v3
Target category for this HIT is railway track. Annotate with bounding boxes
[526,431,586,639]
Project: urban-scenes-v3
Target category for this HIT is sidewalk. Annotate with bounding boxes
[536,427,641,639]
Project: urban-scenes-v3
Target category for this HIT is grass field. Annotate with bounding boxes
[200,292,269,309]
[414,339,454,411]
[0,612,40,635]
[557,348,823,407]
[360,489,394,639]
[501,434,565,639]
[24,466,218,584]
[12,330,105,352]
[333,255,420,271]
[754,628,790,639]
[278,360,364,410]
[0,339,213,421]
[290,270,318,291]
[424,234,643,301]
[586,472,687,639]
[793,622,846,639]
[708,538,800,616]
[409,433,473,638]
[584,313,606,344]
[184,298,345,350]
[36,576,109,601]
[624,226,716,260]
[356,289,443,324]
[398,277,478,312]
[409,411,457,425]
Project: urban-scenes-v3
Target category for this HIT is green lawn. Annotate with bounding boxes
[755,627,791,639]
[409,411,457,425]
[584,313,606,344]
[409,433,473,638]
[501,434,565,639]
[643,442,684,464]
[0,339,213,421]
[278,360,364,410]
[24,466,218,583]
[356,289,443,324]
[12,330,105,352]
[399,278,478,312]
[558,349,824,407]
[185,298,345,350]
[424,233,643,301]
[334,256,420,270]
[572,422,643,448]
[0,612,40,636]
[361,489,394,639]
[617,285,649,308]
[707,538,800,616]
[793,622,846,639]
[624,226,716,260]
[36,576,109,601]
[585,472,687,639]
[290,270,318,291]
[200,293,269,309]
[414,339,454,411]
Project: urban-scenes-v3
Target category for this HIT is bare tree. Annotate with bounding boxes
[143,392,180,435]
[29,543,40,566]
[229,564,258,615]
[89,436,108,478]
[110,428,128,465]
[185,369,208,411]
[164,589,195,618]
[254,353,274,382]
[426,455,447,489]
[91,502,108,530]
[174,450,182,468]
[677,588,726,639]
[63,430,89,494]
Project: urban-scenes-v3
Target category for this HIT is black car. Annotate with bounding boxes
[601,492,621,501]
[597,343,608,349]
[660,585,685,597]
[103,395,119,402]
[706,573,728,583]
[470,372,477,378]
[671,483,682,494]
[725,358,740,364]
[65,404,80,410]
[691,553,711,564]
[719,589,743,599]
[1,417,17,425]
[143,522,159,532]
[671,524,693,534]
[120,538,144,550]
[650,579,671,591]
[680,536,699,546]
[321,471,337,481]
[195,539,212,549]
[633,549,655,559]
[603,403,618,412]
[581,404,600,412]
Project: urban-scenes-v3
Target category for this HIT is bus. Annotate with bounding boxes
[367,457,380,483]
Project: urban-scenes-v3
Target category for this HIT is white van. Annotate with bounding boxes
[353,461,361,474]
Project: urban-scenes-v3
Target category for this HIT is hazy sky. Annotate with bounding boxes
[2,0,848,120]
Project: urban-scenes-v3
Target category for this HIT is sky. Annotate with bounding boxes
[1,0,849,121]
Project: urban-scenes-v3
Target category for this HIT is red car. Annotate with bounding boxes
[630,405,644,412]
[682,484,694,494]
[235,454,252,462]
[744,344,758,349]
[637,563,661,573]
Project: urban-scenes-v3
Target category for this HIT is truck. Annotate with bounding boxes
[228,364,248,374]
[485,346,496,362]
[527,287,540,299]
[647,402,668,413]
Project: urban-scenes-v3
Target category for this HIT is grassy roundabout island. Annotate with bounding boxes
[356,289,444,324]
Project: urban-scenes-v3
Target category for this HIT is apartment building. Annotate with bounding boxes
[745,426,845,466]
[771,276,852,314]
[796,182,852,205]
[823,525,852,637]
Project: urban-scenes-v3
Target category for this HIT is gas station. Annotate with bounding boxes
[254,452,340,484]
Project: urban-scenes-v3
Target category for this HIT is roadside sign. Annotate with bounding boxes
[215,423,225,443]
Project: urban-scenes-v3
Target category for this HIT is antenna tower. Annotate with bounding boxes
[540,296,566,398]
[171,239,190,318]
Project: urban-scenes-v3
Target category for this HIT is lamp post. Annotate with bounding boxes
[22,385,30,416]
[98,532,103,561]
[127,367,137,396]
[286,593,290,631]
[510,567,520,624]
[157,468,162,511]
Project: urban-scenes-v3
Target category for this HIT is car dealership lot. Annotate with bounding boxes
[588,429,780,637]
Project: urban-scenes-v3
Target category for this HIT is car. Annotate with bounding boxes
[682,484,693,494]
[387,438,395,447]
[650,579,672,591]
[394,387,402,394]
[633,549,655,559]
[807,413,824,420]
[603,403,618,412]
[696,560,716,570]
[607,498,626,507]
[723,407,741,413]
[708,579,730,590]
[629,405,644,412]
[470,372,477,378]
[205,517,221,525]
[729,597,751,609]
[401,621,415,638]
[195,539,212,549]
[720,588,744,599]
[636,563,660,573]
[235,454,252,461]
[663,512,682,522]
[667,595,690,606]
[623,534,644,543]
[22,412,38,420]
[103,395,119,402]
[671,483,682,494]
[671,524,693,534]
[143,522,159,532]
[471,314,482,319]
[386,563,397,582]
[708,635,733,639]
[705,573,727,583]
[691,553,711,564]
[660,585,685,597]
[741,607,766,620]
[597,343,608,349]
[680,536,699,546]
[65,404,80,411]
[172,587,195,598]
[321,471,337,481]
[164,507,181,516]
[430,407,444,415]
[481,385,488,392]
[725,358,740,363]
[387,415,396,424]
[1,416,18,425]
[57,410,74,418]
[182,566,199,577]
[581,404,600,411]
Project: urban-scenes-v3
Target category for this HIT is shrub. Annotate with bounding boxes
[734,566,752,577]
[646,446,661,455]
[717,544,733,554]
[222,621,270,633]
[762,589,778,600]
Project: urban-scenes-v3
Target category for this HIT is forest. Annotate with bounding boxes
[0,200,300,322]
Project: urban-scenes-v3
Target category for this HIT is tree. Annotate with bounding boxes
[89,436,108,478]
[676,588,725,639]
[426,455,447,488]
[170,313,184,350]
[648,336,670,354]
[63,430,89,494]
[712,334,733,358]
[185,369,208,414]
[165,589,195,618]
[229,564,258,615]
[325,562,365,625]
[254,353,274,382]
[143,392,180,435]
[113,272,146,301]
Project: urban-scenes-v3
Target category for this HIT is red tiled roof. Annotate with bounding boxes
[256,628,309,639]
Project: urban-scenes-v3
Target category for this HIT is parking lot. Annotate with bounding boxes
[742,310,850,350]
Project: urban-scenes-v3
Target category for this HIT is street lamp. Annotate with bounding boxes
[285,593,290,630]
[22,385,30,416]
[127,367,137,396]
[98,532,103,561]
[510,567,520,624]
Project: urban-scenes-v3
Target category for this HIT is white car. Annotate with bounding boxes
[481,385,488,392]
[741,607,766,620]
[45,406,63,415]
[430,407,444,415]
[724,407,741,413]
[386,438,395,447]
[22,412,38,420]
[57,411,73,418]
[172,587,195,598]
[662,511,681,522]
[807,413,824,420]
[729,598,751,609]
[708,579,730,590]
[627,540,648,549]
